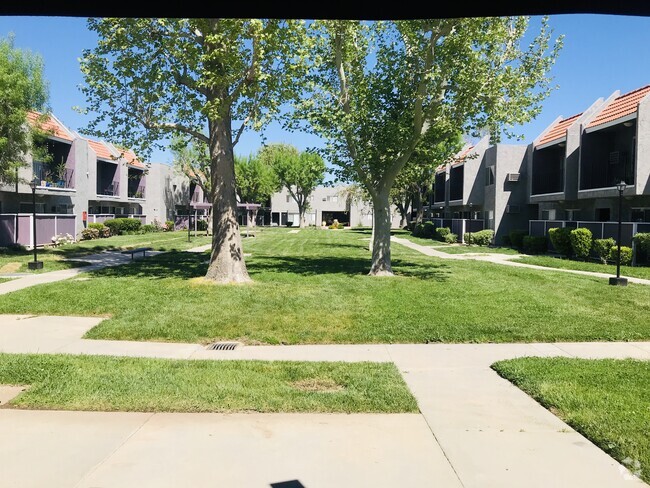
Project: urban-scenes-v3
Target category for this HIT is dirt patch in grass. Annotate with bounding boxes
[291,378,345,393]
[0,262,21,273]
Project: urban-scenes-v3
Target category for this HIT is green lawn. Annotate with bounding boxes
[0,231,211,274]
[492,357,650,483]
[0,353,417,413]
[515,255,650,280]
[0,228,648,344]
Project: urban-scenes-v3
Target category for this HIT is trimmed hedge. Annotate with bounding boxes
[548,227,572,257]
[103,218,142,236]
[422,221,436,239]
[593,238,616,264]
[508,230,527,249]
[612,246,633,266]
[570,228,593,260]
[412,223,425,237]
[463,229,494,246]
[436,227,451,241]
[80,228,100,240]
[522,235,547,254]
[88,223,110,238]
[444,232,457,244]
[633,232,650,264]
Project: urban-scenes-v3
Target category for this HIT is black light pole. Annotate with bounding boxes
[468,203,473,246]
[28,178,43,270]
[187,188,191,243]
[609,181,627,286]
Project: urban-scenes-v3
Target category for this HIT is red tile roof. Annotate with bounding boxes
[451,145,475,166]
[536,113,582,147]
[87,139,115,161]
[587,85,650,129]
[26,111,74,142]
[115,146,145,168]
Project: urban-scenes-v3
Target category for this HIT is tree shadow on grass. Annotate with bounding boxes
[248,255,450,281]
[85,250,450,282]
[90,251,208,280]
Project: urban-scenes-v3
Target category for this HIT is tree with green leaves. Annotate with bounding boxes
[294,18,562,275]
[0,35,49,184]
[79,18,307,283]
[234,152,279,227]
[392,131,465,227]
[260,143,326,228]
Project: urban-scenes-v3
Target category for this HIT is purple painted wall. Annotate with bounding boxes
[89,214,115,224]
[67,140,77,189]
[17,216,30,246]
[0,215,16,246]
[56,216,76,237]
[36,217,56,246]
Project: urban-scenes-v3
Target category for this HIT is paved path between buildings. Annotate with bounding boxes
[392,236,650,286]
[0,314,648,487]
[0,250,165,296]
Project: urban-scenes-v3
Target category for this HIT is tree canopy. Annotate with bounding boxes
[79,18,308,283]
[260,143,326,228]
[0,35,49,184]
[293,18,562,275]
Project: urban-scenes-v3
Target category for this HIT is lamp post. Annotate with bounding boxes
[468,203,473,246]
[28,178,43,270]
[609,181,627,286]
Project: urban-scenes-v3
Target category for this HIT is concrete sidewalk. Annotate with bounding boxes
[392,236,650,285]
[0,314,648,487]
[0,250,164,296]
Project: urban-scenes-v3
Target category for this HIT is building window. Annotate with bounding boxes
[541,209,557,221]
[485,166,495,186]
[19,202,45,213]
[286,194,291,203]
[631,208,650,222]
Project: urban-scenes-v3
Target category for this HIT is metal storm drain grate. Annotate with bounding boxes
[206,342,241,351]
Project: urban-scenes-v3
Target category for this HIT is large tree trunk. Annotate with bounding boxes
[369,190,393,276]
[204,114,251,284]
[298,205,307,228]
[413,190,424,224]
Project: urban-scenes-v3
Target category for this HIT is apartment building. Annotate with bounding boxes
[269,186,401,228]
[433,135,529,243]
[529,85,650,246]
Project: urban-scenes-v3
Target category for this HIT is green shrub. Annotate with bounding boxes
[463,229,494,246]
[633,232,650,264]
[286,221,294,227]
[196,219,208,232]
[508,230,528,249]
[88,223,110,238]
[80,228,100,240]
[501,234,512,246]
[593,238,616,264]
[522,235,547,254]
[104,218,142,236]
[422,221,436,239]
[569,228,593,260]
[165,220,175,232]
[141,224,157,233]
[444,232,457,244]
[611,246,633,266]
[412,223,424,237]
[548,227,572,257]
[436,227,451,241]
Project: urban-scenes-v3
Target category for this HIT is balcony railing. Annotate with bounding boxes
[128,185,146,199]
[98,181,119,197]
[33,162,74,189]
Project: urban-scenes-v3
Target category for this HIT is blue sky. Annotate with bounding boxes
[1,14,650,165]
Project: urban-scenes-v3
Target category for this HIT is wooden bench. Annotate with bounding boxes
[121,247,153,260]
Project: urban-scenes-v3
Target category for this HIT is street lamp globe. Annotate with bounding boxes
[616,181,627,192]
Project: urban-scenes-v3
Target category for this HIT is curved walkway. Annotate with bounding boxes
[0,314,648,487]
[392,236,650,285]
